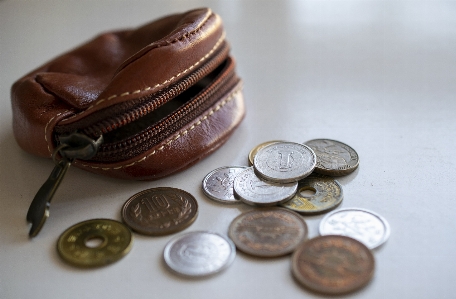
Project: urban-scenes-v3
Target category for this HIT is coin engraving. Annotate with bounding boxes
[305,139,359,176]
[122,187,198,236]
[248,140,285,166]
[281,173,343,214]
[233,167,297,206]
[228,208,308,257]
[254,142,316,183]
[202,166,247,204]
[164,231,236,277]
[319,208,390,249]
[57,219,132,268]
[291,235,375,294]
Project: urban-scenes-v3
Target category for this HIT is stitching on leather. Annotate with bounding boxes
[78,87,241,170]
[62,30,225,122]
[44,111,69,157]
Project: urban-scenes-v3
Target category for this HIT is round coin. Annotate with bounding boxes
[305,139,359,176]
[57,219,133,268]
[248,140,285,166]
[228,208,308,257]
[233,167,298,206]
[122,187,198,236]
[163,231,236,277]
[319,208,390,249]
[202,166,248,204]
[291,235,375,295]
[253,142,316,183]
[281,173,343,214]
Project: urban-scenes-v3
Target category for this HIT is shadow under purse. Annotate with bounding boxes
[11,8,245,237]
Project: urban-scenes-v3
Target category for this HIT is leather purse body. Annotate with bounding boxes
[11,8,245,180]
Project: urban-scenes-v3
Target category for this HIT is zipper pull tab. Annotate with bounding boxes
[26,156,71,237]
[26,133,103,238]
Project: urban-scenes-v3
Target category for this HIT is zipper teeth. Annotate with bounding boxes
[95,61,238,160]
[82,42,230,138]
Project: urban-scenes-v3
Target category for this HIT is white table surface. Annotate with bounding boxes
[1,1,455,298]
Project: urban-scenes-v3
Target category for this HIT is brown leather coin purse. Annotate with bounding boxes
[11,8,245,236]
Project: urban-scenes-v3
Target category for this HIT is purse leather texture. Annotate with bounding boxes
[11,8,245,180]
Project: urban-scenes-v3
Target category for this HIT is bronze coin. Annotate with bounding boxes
[291,235,375,295]
[122,187,198,236]
[228,208,308,257]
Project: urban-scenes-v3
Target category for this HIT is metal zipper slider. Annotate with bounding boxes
[26,133,103,238]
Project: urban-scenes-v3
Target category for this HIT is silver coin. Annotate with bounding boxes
[202,166,248,204]
[305,139,359,176]
[319,208,390,249]
[281,173,343,214]
[163,231,236,277]
[233,167,298,206]
[253,142,316,183]
[248,140,285,166]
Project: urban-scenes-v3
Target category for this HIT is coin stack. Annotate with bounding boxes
[202,138,390,295]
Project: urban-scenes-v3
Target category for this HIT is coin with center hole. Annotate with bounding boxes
[319,208,390,249]
[228,208,308,257]
[163,231,236,277]
[57,219,133,268]
[305,139,359,176]
[253,142,316,183]
[233,167,297,206]
[202,166,248,204]
[122,187,198,236]
[291,235,375,295]
[281,173,343,214]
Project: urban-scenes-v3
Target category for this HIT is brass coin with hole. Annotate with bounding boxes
[281,173,343,214]
[57,219,133,268]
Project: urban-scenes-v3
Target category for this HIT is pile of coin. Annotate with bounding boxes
[201,138,390,294]
[55,138,390,295]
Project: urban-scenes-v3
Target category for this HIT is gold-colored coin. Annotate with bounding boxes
[281,173,343,214]
[57,219,133,268]
[248,140,285,166]
[121,187,198,236]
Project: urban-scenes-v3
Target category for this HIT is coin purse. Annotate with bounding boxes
[12,8,245,237]
[11,8,245,181]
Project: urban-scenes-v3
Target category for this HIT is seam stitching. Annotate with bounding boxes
[62,31,225,122]
[78,87,241,170]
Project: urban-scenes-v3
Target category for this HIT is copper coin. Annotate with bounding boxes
[228,208,308,257]
[122,187,198,236]
[291,235,375,295]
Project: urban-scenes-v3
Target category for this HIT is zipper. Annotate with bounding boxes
[94,58,239,162]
